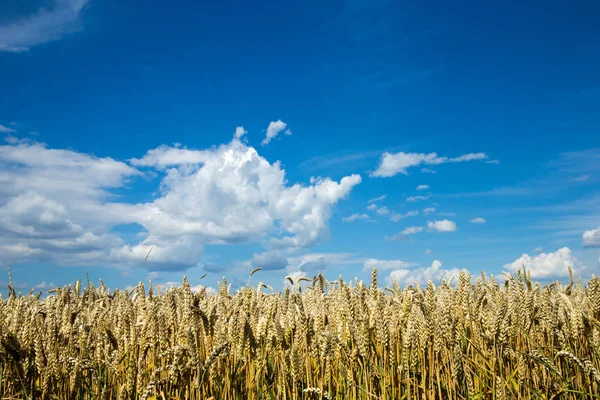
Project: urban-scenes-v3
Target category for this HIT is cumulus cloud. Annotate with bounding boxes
[0,125,16,133]
[583,228,600,247]
[0,140,140,267]
[342,213,372,222]
[416,185,429,190]
[469,217,486,224]
[371,151,488,177]
[0,128,361,271]
[504,247,582,279]
[427,219,457,232]
[386,260,464,286]
[261,120,291,145]
[0,0,89,52]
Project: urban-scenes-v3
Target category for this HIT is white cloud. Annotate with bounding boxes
[401,226,424,235]
[0,128,361,271]
[251,250,289,271]
[127,139,362,259]
[427,219,457,232]
[583,228,600,247]
[423,207,435,215]
[485,160,500,164]
[261,120,291,145]
[371,151,488,177]
[33,281,56,290]
[363,258,417,271]
[342,213,372,222]
[450,153,488,162]
[533,247,543,253]
[385,225,424,241]
[0,0,89,52]
[416,184,430,190]
[234,126,247,139]
[368,194,387,203]
[469,217,486,224]
[386,259,464,286]
[390,210,419,222]
[366,204,377,211]
[0,125,16,133]
[376,206,390,215]
[504,247,582,279]
[407,195,430,202]
[421,168,437,174]
[425,248,432,254]
[0,140,140,267]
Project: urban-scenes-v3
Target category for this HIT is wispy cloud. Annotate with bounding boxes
[390,210,418,222]
[342,213,372,222]
[423,207,435,215]
[469,217,486,224]
[416,184,429,190]
[385,225,423,241]
[368,194,387,203]
[0,0,89,52]
[571,174,591,182]
[371,151,488,177]
[363,258,417,271]
[406,195,430,202]
[376,206,390,215]
[401,226,423,235]
[0,125,17,133]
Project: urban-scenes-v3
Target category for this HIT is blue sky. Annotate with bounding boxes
[1,0,599,294]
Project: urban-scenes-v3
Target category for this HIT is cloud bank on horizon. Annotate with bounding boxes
[1,119,597,292]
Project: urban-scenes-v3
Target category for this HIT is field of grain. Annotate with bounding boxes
[1,267,599,399]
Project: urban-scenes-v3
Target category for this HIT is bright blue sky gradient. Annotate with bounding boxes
[1,0,599,294]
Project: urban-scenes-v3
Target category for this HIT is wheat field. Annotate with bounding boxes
[1,267,599,399]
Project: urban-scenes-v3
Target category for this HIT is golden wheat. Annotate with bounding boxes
[0,269,599,399]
